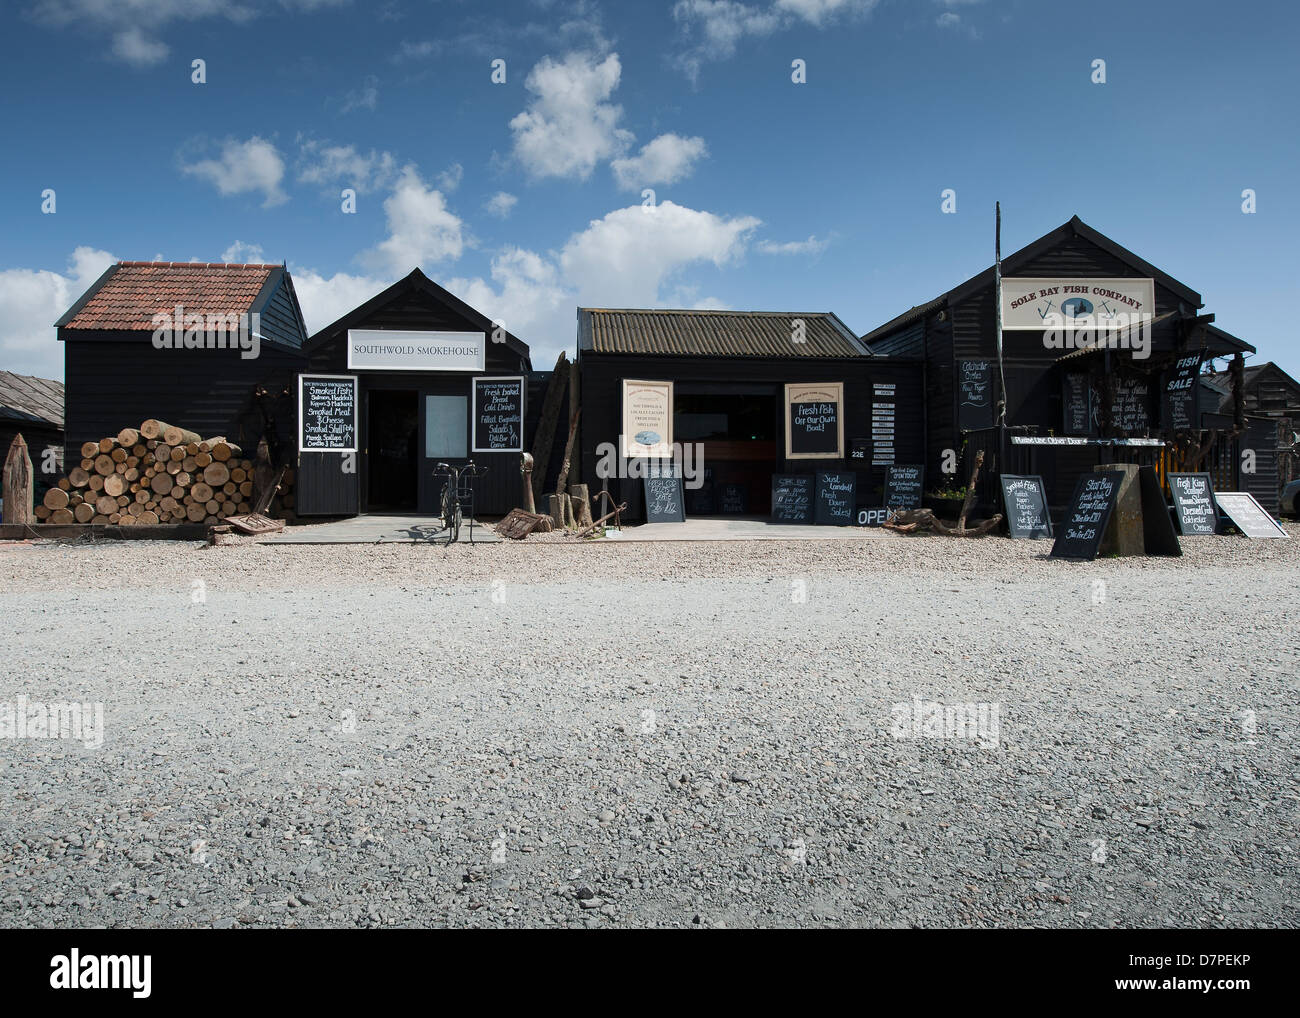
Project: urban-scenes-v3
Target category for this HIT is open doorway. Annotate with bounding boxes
[675,385,779,515]
[367,389,418,511]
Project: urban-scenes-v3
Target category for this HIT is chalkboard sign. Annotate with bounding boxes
[957,359,994,432]
[1163,354,1201,431]
[1062,373,1093,436]
[299,374,357,452]
[1168,472,1217,535]
[1110,377,1150,434]
[1050,471,1124,560]
[1215,492,1289,539]
[815,471,856,526]
[688,482,715,515]
[883,464,924,511]
[771,474,814,524]
[719,484,748,514]
[789,399,840,457]
[1000,474,1053,540]
[471,376,524,452]
[643,474,685,523]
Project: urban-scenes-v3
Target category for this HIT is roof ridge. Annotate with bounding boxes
[116,261,278,269]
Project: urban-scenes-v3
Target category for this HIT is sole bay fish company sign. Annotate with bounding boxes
[347,329,485,371]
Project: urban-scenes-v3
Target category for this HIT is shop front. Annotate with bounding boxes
[296,269,531,517]
[576,309,925,521]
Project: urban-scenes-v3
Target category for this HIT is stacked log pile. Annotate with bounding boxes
[35,419,295,526]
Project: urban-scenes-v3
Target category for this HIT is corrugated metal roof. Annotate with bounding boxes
[0,371,64,429]
[58,261,279,331]
[860,296,947,345]
[578,308,868,358]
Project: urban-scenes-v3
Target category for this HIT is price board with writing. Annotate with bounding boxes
[1050,471,1124,559]
[1215,492,1289,539]
[883,464,924,511]
[771,474,814,524]
[299,374,358,452]
[957,359,994,432]
[1167,472,1218,535]
[471,376,524,452]
[815,471,856,526]
[1062,373,1093,436]
[1000,474,1052,539]
[785,382,843,459]
[642,473,685,523]
[1163,354,1202,431]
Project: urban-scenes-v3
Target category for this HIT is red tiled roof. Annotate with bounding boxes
[61,261,279,331]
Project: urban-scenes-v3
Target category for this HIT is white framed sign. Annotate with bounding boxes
[621,379,674,459]
[299,374,358,453]
[347,329,486,371]
[785,382,844,460]
[1001,278,1155,330]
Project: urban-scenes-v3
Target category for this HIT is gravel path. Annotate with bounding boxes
[1,535,1297,928]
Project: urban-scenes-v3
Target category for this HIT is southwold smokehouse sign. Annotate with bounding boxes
[785,382,844,460]
[621,379,674,459]
[347,329,486,371]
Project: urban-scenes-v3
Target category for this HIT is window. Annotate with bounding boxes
[425,395,467,458]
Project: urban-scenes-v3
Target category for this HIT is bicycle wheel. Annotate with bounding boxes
[451,502,462,543]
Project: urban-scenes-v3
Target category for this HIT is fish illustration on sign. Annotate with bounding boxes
[1061,297,1094,318]
[634,430,661,446]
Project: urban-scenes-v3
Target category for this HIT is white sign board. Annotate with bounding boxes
[347,329,485,372]
[1001,278,1156,330]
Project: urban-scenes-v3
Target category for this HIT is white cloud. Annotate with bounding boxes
[447,247,569,358]
[29,0,347,67]
[288,267,391,336]
[560,200,759,308]
[221,240,267,263]
[610,133,708,191]
[361,166,465,276]
[672,0,879,79]
[0,246,116,379]
[937,12,961,28]
[509,52,633,180]
[183,136,288,207]
[484,192,519,219]
[340,75,379,113]
[755,234,828,256]
[297,140,399,193]
[437,163,464,192]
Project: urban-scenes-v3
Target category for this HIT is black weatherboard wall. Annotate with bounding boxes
[576,309,924,520]
[299,268,532,516]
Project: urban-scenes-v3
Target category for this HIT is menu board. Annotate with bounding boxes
[815,472,856,526]
[1163,354,1202,431]
[871,383,896,465]
[471,376,524,452]
[1062,373,1093,436]
[299,374,357,452]
[1050,471,1124,560]
[1000,474,1053,540]
[719,484,748,514]
[786,382,843,459]
[882,464,924,511]
[1110,377,1150,434]
[957,359,994,432]
[643,473,685,523]
[771,474,814,524]
[1215,492,1289,539]
[1168,472,1217,535]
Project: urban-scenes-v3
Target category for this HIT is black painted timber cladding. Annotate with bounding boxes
[302,287,531,516]
[577,353,924,519]
[61,337,305,469]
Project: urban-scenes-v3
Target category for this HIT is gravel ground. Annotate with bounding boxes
[0,534,1297,928]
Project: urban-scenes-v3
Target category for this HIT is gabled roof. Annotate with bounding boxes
[1209,360,1300,393]
[56,261,285,331]
[305,267,531,368]
[0,371,64,429]
[578,308,869,358]
[862,216,1204,345]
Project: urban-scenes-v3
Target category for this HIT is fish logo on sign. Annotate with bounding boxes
[634,430,661,446]
[1061,297,1094,318]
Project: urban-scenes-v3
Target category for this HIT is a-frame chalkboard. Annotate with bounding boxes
[1050,471,1124,560]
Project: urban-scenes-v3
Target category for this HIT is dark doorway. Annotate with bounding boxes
[367,389,418,510]
[675,385,779,515]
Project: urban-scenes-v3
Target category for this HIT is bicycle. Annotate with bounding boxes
[433,461,488,544]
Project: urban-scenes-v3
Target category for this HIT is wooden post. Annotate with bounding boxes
[1096,462,1145,556]
[570,483,593,528]
[528,352,569,504]
[3,434,34,525]
[520,453,536,513]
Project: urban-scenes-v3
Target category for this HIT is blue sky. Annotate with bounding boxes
[2,0,1296,382]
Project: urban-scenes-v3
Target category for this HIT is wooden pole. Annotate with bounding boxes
[3,434,34,525]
